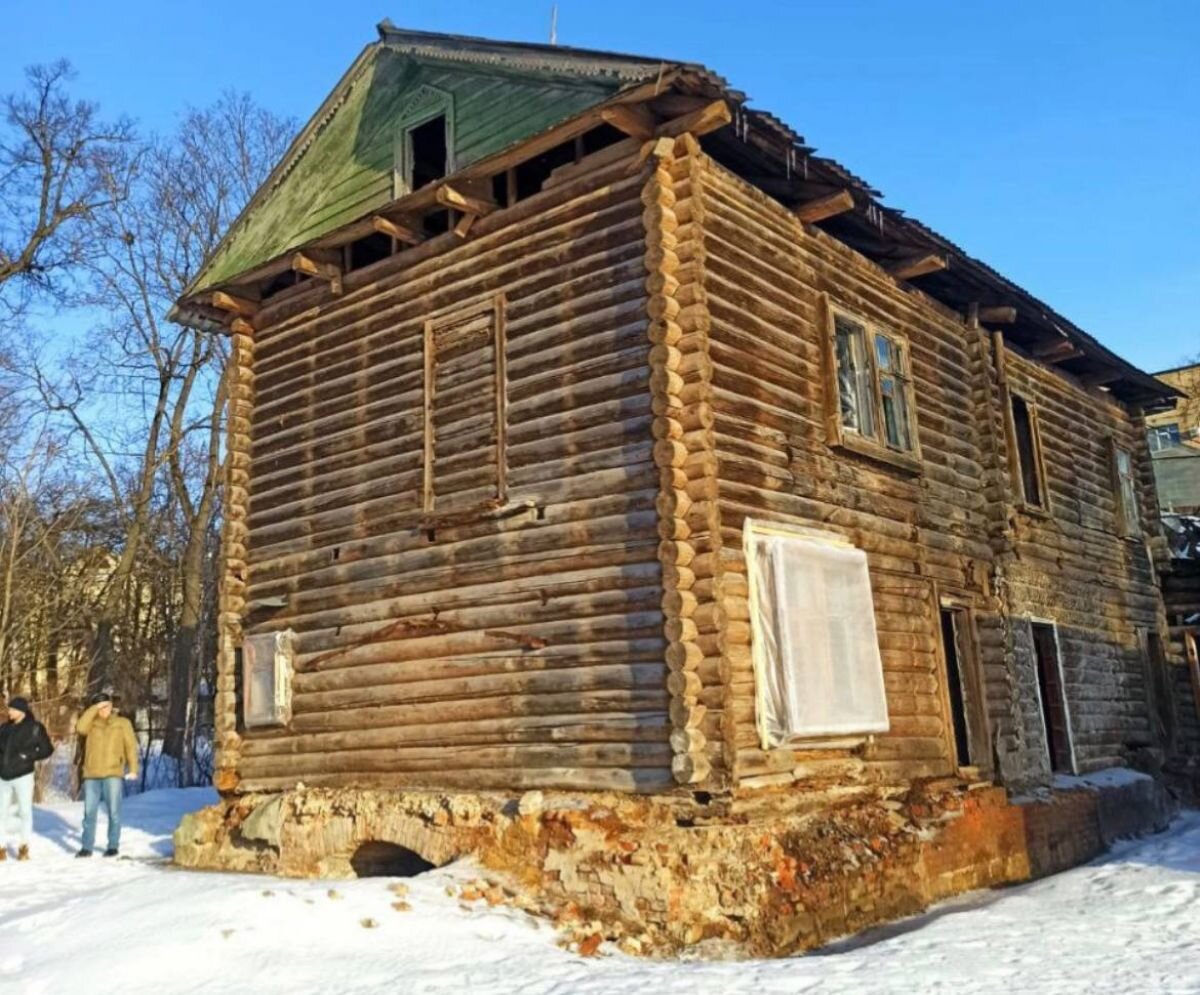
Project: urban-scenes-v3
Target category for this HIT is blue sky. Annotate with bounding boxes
[4,1,1197,372]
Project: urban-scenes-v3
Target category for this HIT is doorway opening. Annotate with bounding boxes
[939,607,974,768]
[1031,621,1074,773]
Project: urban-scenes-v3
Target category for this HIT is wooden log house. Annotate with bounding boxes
[174,23,1181,806]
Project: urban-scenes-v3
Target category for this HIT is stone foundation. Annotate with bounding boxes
[174,771,1172,958]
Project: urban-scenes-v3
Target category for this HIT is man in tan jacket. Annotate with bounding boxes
[75,692,139,857]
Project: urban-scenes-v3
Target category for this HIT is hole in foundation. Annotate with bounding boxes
[350,841,437,878]
[693,791,713,805]
[331,547,340,561]
[425,527,437,542]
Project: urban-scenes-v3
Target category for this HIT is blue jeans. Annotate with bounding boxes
[81,777,124,852]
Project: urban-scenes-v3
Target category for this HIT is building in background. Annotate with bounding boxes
[1147,362,1200,514]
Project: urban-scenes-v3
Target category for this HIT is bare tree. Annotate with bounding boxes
[0,61,135,324]
[32,93,293,772]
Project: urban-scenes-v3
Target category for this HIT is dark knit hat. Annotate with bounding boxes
[7,697,30,716]
[91,690,113,705]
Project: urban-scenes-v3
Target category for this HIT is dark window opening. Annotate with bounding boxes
[233,646,245,732]
[423,209,450,237]
[347,232,393,271]
[1031,622,1071,773]
[350,841,437,878]
[1145,631,1174,748]
[260,270,305,301]
[1010,395,1044,507]
[408,114,448,191]
[940,609,973,768]
[581,123,626,156]
[492,172,510,208]
[514,140,577,200]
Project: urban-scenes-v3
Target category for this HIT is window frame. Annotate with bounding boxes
[1147,422,1181,452]
[1007,391,1051,513]
[1028,618,1077,776]
[1109,437,1141,537]
[822,297,922,473]
[392,85,456,199]
[241,630,294,730]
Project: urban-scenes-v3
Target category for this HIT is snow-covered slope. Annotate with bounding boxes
[1,790,1198,994]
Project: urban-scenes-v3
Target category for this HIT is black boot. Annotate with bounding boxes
[75,849,93,858]
[103,848,119,858]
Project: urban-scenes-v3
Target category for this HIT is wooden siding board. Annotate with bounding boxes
[197,49,618,291]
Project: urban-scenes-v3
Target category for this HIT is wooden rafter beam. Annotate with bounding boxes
[794,189,854,224]
[210,290,259,317]
[656,99,732,139]
[600,103,659,140]
[292,250,343,295]
[452,213,477,239]
[1032,337,1083,362]
[436,182,497,218]
[1082,368,1124,387]
[978,306,1017,324]
[887,253,948,281]
[372,214,424,245]
[229,317,255,336]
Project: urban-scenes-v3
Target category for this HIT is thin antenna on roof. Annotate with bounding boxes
[550,4,559,45]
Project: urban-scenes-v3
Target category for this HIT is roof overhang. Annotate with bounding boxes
[174,25,1177,409]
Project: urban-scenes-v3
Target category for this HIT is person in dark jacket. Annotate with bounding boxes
[0,697,54,861]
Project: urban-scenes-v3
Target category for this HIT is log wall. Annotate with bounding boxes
[215,140,1175,800]
[691,152,1172,792]
[994,348,1167,777]
[225,154,674,794]
[695,157,994,790]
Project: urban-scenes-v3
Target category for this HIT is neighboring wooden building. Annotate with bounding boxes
[175,23,1180,806]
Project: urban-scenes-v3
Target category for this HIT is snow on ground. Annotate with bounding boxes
[1,790,1199,994]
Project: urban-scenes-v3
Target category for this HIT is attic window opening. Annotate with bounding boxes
[260,270,304,301]
[581,123,625,156]
[514,139,577,201]
[347,232,394,271]
[408,114,448,191]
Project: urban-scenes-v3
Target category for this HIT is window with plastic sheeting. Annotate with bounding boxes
[242,630,294,730]
[744,521,890,748]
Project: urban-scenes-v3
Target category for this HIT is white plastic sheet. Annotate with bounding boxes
[744,522,890,748]
[242,630,294,728]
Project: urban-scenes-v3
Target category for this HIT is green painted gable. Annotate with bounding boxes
[193,46,627,291]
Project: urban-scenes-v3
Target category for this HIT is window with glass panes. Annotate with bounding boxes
[1147,422,1181,452]
[830,311,917,455]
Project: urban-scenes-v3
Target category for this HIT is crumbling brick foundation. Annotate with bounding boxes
[174,774,1171,958]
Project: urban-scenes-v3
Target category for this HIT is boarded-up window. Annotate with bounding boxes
[1010,394,1047,509]
[242,630,294,729]
[745,521,890,747]
[423,295,507,515]
[1111,441,1140,536]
